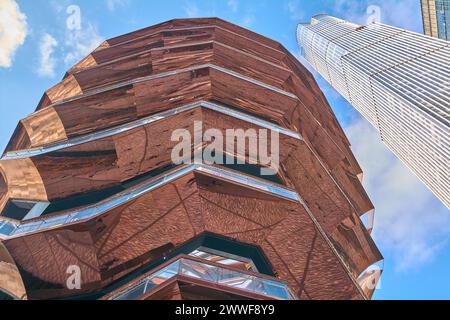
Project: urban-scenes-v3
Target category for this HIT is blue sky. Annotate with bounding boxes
[0,0,449,299]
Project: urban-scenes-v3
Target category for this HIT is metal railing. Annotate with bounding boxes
[1,101,301,160]
[0,164,300,238]
[109,256,296,300]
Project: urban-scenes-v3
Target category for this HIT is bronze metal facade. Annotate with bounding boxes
[0,18,382,300]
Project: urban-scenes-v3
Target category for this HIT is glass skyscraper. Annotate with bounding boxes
[422,0,450,41]
[297,15,450,209]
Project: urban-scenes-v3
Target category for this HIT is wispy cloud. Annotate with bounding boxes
[346,118,450,271]
[374,0,423,32]
[285,0,305,21]
[332,0,367,24]
[35,4,104,69]
[106,0,130,12]
[37,33,58,77]
[0,0,27,68]
[333,0,423,32]
[242,14,255,28]
[49,0,69,13]
[64,23,104,65]
[298,0,450,272]
[227,0,239,13]
[184,2,201,18]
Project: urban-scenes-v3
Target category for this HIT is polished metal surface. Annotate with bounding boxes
[0,164,300,239]
[109,255,296,300]
[2,101,301,160]
[298,14,450,208]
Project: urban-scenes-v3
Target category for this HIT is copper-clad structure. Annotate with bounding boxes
[0,18,382,300]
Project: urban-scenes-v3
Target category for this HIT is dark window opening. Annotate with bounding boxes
[207,99,281,126]
[43,185,124,216]
[220,161,284,185]
[42,163,179,216]
[211,152,284,185]
[0,289,15,301]
[122,163,179,189]
[2,153,285,220]
[64,232,275,300]
[42,155,284,217]
[1,200,37,221]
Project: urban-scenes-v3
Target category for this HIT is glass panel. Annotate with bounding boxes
[1,200,36,221]
[113,261,180,300]
[0,221,16,235]
[357,260,384,299]
[189,249,255,272]
[257,278,290,299]
[148,260,179,286]
[42,214,70,227]
[115,281,147,300]
[111,257,294,300]
[13,220,43,235]
[179,259,219,282]
[218,268,255,291]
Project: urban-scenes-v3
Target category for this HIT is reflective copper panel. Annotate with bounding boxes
[0,18,382,300]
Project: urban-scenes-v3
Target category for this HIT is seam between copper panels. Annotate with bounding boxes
[71,40,292,76]
[0,164,301,239]
[102,25,285,56]
[296,196,370,300]
[1,100,302,160]
[31,63,298,114]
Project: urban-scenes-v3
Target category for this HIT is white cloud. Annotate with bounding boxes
[332,0,367,24]
[39,3,104,68]
[106,0,130,12]
[285,0,305,21]
[37,33,58,77]
[299,0,449,272]
[333,0,423,33]
[184,2,200,18]
[242,14,255,28]
[375,0,423,32]
[0,0,27,68]
[346,118,450,271]
[64,23,104,65]
[227,0,239,13]
[49,0,68,13]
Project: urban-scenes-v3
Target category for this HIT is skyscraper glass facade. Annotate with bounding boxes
[436,0,450,39]
[422,0,450,41]
[297,15,450,209]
